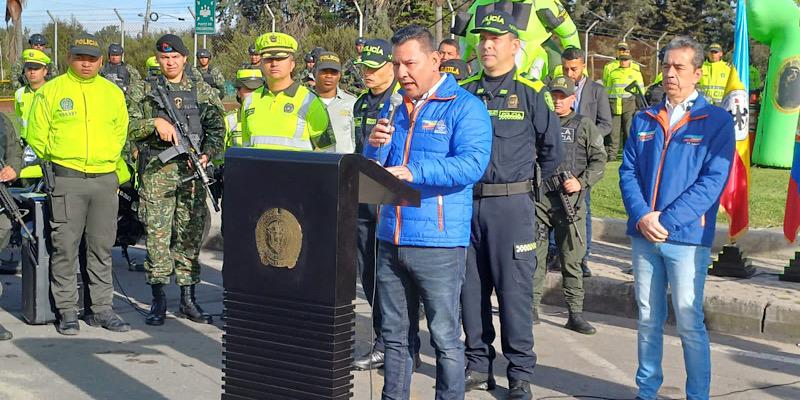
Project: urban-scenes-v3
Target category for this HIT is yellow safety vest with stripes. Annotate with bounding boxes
[605,66,644,114]
[240,80,336,151]
[14,85,36,142]
[699,60,731,105]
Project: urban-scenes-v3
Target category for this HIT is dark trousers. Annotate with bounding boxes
[49,173,118,315]
[462,194,537,383]
[377,241,466,400]
[549,189,593,262]
[357,203,384,352]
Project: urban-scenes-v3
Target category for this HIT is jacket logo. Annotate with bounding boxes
[683,134,703,145]
[637,130,655,142]
[434,120,448,134]
[174,97,183,109]
[60,98,74,111]
[507,94,519,109]
[284,103,294,113]
[421,120,438,130]
[561,127,575,143]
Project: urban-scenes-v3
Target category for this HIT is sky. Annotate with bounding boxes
[21,0,197,35]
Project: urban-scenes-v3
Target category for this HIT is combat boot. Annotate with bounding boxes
[565,312,597,335]
[178,285,212,324]
[507,380,532,400]
[146,284,167,326]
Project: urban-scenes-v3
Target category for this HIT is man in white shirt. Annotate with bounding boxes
[314,51,356,153]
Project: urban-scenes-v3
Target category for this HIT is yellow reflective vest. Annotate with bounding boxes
[699,60,731,105]
[604,66,644,114]
[14,86,36,142]
[602,60,641,84]
[26,69,128,173]
[240,81,335,151]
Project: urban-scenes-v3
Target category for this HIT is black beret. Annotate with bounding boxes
[155,34,189,56]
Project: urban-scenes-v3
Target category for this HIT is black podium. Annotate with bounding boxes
[221,149,419,400]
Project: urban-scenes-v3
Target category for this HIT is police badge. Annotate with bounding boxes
[507,94,519,109]
[255,208,303,269]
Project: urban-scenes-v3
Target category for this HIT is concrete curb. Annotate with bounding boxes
[591,217,798,260]
[540,270,800,344]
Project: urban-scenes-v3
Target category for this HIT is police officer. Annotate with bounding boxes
[27,33,130,335]
[223,68,264,151]
[99,43,142,94]
[14,49,50,143]
[460,12,563,399]
[241,44,262,69]
[698,43,731,105]
[240,32,335,151]
[350,38,404,371]
[604,45,644,161]
[12,34,56,89]
[532,76,606,334]
[194,48,226,99]
[127,34,225,326]
[314,52,356,153]
[602,42,642,84]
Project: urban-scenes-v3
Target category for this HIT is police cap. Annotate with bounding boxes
[439,59,469,81]
[549,75,575,96]
[470,10,519,36]
[255,32,298,59]
[315,52,342,72]
[235,68,265,90]
[354,39,392,69]
[23,48,51,69]
[708,43,723,53]
[70,33,102,57]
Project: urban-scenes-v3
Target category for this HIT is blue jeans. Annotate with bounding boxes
[631,237,711,400]
[376,241,466,400]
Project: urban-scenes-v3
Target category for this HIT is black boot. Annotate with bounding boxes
[581,260,592,278]
[565,312,597,335]
[546,253,561,271]
[353,348,385,370]
[0,322,12,340]
[146,284,167,326]
[508,380,532,400]
[178,285,212,324]
[464,369,495,391]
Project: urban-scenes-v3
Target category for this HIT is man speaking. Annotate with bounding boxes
[364,25,492,400]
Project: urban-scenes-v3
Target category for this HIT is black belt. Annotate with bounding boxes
[473,181,532,198]
[53,164,114,179]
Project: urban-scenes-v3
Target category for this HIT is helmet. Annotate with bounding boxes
[355,37,366,46]
[248,44,258,55]
[108,43,124,56]
[304,53,315,63]
[29,34,47,46]
[196,48,212,58]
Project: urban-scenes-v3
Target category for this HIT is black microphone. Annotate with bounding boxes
[378,93,404,165]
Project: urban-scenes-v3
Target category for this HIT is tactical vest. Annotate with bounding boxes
[101,62,131,92]
[557,114,586,177]
[199,65,216,88]
[147,78,204,152]
[353,82,396,154]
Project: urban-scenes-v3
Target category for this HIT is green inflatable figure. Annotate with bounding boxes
[748,0,800,168]
[459,0,581,80]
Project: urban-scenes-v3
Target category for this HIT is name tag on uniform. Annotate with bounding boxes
[498,110,525,121]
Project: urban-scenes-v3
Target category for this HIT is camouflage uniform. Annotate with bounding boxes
[11,59,56,89]
[193,65,226,99]
[341,59,365,94]
[99,62,142,95]
[127,76,225,286]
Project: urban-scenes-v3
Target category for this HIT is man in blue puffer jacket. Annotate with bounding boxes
[619,36,735,400]
[364,25,492,400]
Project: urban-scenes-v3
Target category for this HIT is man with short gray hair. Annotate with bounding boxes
[619,36,734,400]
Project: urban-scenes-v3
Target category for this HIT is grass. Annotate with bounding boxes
[592,160,791,229]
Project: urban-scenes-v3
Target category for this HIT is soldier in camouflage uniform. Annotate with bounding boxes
[193,48,226,99]
[240,44,261,69]
[127,35,225,326]
[11,34,56,89]
[341,37,366,94]
[99,43,142,95]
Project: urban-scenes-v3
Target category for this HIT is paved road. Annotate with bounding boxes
[0,246,798,400]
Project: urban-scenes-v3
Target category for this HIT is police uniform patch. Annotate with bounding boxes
[60,98,74,111]
[543,92,555,111]
[284,103,294,113]
[507,94,519,109]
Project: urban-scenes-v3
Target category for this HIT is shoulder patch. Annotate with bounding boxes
[459,73,482,87]
[516,75,545,93]
[543,91,554,111]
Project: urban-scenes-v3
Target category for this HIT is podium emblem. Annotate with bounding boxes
[255,208,302,269]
